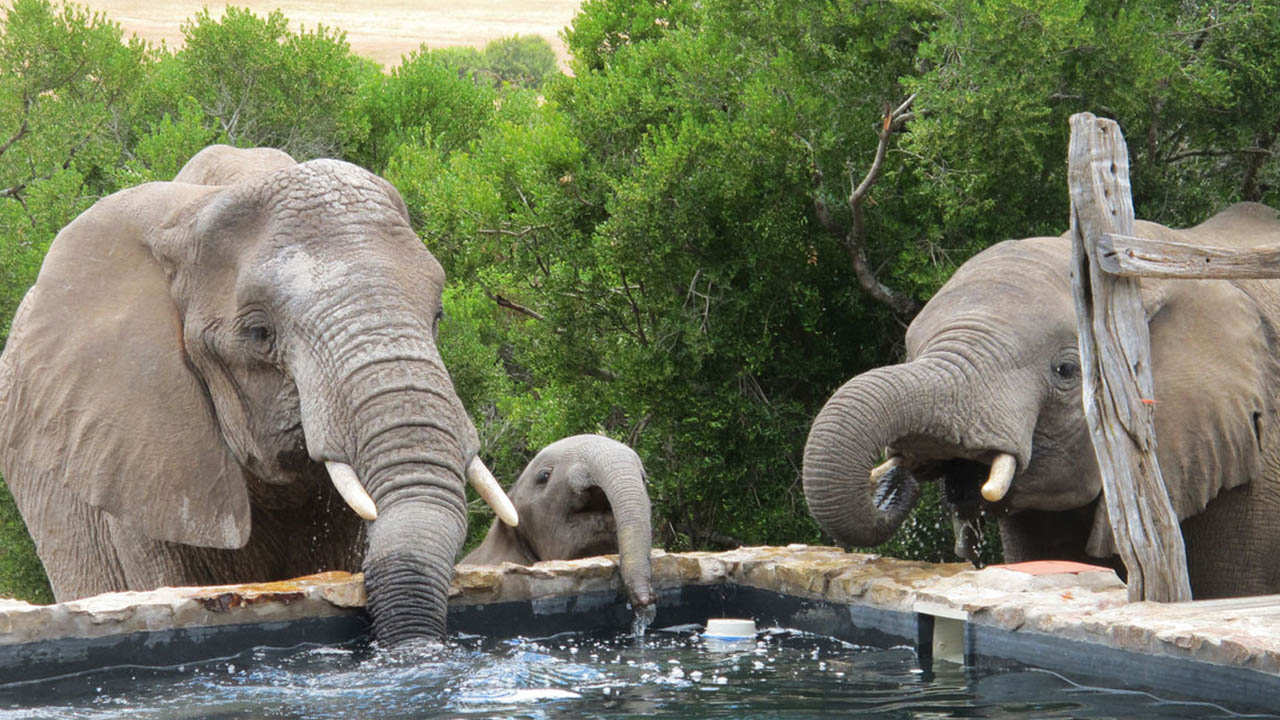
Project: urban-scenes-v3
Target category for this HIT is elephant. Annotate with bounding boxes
[0,144,518,644]
[172,143,297,185]
[803,202,1280,598]
[460,434,655,610]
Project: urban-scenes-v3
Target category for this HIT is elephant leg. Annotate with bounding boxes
[17,479,137,601]
[1182,484,1275,599]
[997,503,1120,572]
[104,514,194,591]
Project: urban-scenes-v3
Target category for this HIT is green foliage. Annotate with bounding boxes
[0,477,52,604]
[422,0,1280,561]
[478,35,560,89]
[173,6,378,159]
[353,46,498,173]
[563,0,695,73]
[0,0,152,343]
[108,97,222,186]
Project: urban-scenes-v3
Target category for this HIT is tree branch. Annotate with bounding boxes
[809,95,921,317]
[485,291,546,321]
[618,269,649,347]
[0,116,30,161]
[477,224,550,238]
[1163,147,1273,163]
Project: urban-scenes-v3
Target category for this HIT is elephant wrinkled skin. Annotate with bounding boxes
[804,202,1280,598]
[0,144,508,644]
[461,434,655,609]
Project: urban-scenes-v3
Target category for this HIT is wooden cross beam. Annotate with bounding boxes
[1099,233,1280,279]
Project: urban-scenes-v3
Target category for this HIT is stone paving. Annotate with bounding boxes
[4,545,1278,678]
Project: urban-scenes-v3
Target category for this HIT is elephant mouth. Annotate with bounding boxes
[567,486,616,554]
[574,485,613,515]
[881,443,1019,568]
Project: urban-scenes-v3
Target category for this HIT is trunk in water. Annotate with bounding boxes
[803,360,956,548]
[585,449,654,609]
[363,499,465,642]
[336,355,472,646]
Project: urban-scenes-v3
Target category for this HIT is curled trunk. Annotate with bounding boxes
[803,360,954,547]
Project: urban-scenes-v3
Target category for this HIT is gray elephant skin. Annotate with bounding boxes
[461,434,655,609]
[0,144,509,644]
[804,202,1280,598]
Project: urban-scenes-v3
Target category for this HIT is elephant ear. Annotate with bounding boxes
[1087,210,1280,557]
[0,182,251,548]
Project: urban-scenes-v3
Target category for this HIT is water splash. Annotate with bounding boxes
[631,603,657,642]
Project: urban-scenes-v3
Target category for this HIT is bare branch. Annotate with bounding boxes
[810,95,922,317]
[485,291,546,321]
[1164,147,1273,163]
[626,413,651,446]
[476,224,550,238]
[0,117,30,161]
[619,269,649,347]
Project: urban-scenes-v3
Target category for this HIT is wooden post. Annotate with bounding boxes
[1067,112,1192,603]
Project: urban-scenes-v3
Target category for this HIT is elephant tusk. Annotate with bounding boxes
[981,453,1017,502]
[467,457,519,527]
[325,461,378,521]
[869,455,903,484]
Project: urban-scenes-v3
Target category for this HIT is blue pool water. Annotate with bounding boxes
[0,625,1272,719]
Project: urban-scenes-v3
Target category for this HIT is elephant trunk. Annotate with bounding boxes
[574,441,654,609]
[803,359,958,548]
[339,356,471,645]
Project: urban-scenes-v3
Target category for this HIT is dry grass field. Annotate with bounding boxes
[79,0,582,69]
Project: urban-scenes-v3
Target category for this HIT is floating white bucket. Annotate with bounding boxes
[703,618,757,639]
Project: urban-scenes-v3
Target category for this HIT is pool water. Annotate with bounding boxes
[0,625,1271,719]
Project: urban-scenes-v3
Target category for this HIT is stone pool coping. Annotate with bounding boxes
[3,545,1279,685]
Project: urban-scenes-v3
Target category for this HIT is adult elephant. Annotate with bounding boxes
[0,145,518,645]
[460,435,655,610]
[803,202,1280,598]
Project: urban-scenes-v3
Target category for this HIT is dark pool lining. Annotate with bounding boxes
[2,584,1278,715]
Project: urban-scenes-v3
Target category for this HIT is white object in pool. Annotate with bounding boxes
[703,618,757,639]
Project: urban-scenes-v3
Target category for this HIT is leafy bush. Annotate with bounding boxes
[353,46,498,173]
[173,6,379,159]
[480,35,559,88]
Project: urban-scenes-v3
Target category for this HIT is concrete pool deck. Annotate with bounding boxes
[3,545,1279,698]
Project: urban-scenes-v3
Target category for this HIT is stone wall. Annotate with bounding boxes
[4,545,1279,678]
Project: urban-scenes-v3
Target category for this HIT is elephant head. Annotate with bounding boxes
[460,434,655,610]
[803,203,1280,589]
[0,145,516,644]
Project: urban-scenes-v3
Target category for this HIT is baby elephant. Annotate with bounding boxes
[461,434,654,609]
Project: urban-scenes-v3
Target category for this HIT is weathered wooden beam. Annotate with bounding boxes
[1067,112,1192,603]
[1099,232,1280,278]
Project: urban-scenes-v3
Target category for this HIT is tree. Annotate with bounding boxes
[173,6,377,159]
[0,0,151,342]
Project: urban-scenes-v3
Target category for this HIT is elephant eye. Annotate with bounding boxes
[1054,360,1080,381]
[535,468,551,486]
[241,322,274,353]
